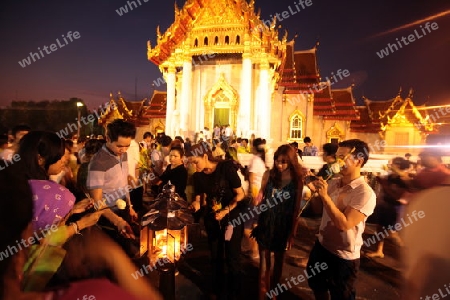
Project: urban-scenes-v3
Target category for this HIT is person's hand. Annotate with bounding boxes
[215,209,227,221]
[315,178,329,199]
[78,211,102,231]
[117,221,136,239]
[71,198,94,214]
[129,206,138,222]
[253,190,263,206]
[190,200,200,212]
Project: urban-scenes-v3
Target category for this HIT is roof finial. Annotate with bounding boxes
[156,25,161,40]
[397,86,402,96]
[314,38,320,49]
[408,88,414,99]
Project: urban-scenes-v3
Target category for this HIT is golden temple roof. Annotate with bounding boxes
[147,0,286,67]
[350,89,435,133]
[98,92,151,127]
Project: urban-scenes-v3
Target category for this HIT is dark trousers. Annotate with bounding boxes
[307,240,360,300]
[204,211,244,297]
[129,186,144,213]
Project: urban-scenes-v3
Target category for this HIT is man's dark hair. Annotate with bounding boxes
[174,136,184,143]
[12,124,31,137]
[323,143,338,157]
[143,132,153,139]
[392,156,410,170]
[106,119,136,142]
[338,139,370,167]
[304,136,311,143]
[160,135,173,147]
[0,134,8,147]
[289,141,298,148]
[64,139,74,151]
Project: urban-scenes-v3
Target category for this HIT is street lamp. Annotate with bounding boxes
[76,102,84,139]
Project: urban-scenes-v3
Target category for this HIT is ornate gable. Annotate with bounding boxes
[193,0,244,27]
[148,0,286,67]
[204,74,239,108]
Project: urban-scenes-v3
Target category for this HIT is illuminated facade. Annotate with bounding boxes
[142,0,437,153]
[147,0,286,141]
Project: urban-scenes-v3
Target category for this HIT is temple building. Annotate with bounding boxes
[98,0,443,156]
[350,89,436,155]
[147,0,286,142]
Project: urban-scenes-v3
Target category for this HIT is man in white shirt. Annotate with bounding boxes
[203,127,211,142]
[307,139,376,300]
[127,138,143,212]
[224,124,233,145]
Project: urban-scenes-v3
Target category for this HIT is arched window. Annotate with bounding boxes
[194,38,198,47]
[289,111,304,140]
[214,36,219,45]
[236,35,240,44]
[225,36,230,45]
[204,37,208,46]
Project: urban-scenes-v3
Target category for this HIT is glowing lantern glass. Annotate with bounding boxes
[140,184,193,265]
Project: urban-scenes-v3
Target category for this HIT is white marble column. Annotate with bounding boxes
[305,93,314,138]
[165,66,176,137]
[239,55,252,138]
[258,58,271,139]
[180,59,192,137]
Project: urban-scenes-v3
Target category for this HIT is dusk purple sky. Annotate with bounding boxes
[0,0,449,111]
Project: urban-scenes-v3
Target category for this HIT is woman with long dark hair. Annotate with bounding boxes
[251,144,303,300]
[0,160,162,300]
[18,131,101,235]
[188,142,245,299]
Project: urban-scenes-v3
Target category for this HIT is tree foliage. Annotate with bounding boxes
[0,98,100,137]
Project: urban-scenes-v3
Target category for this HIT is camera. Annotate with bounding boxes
[305,175,319,184]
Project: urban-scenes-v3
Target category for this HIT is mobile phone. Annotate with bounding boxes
[305,175,319,184]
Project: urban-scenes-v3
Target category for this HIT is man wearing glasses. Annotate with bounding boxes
[306,139,376,300]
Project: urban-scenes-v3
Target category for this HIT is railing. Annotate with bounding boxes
[237,153,389,174]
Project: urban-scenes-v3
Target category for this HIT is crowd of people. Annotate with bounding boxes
[1,121,449,300]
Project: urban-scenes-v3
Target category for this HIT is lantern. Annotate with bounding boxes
[140,183,194,300]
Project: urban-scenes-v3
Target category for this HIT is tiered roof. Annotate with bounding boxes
[147,0,286,68]
[278,42,320,94]
[98,92,151,127]
[350,90,434,133]
[324,87,360,121]
[313,82,335,116]
[141,90,167,119]
[278,41,358,121]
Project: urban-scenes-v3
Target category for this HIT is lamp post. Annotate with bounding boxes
[76,102,84,138]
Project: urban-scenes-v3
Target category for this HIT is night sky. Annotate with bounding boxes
[0,0,449,111]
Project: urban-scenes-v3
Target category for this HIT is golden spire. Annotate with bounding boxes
[156,25,161,40]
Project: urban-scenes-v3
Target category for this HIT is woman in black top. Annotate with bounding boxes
[156,146,188,200]
[188,142,245,299]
